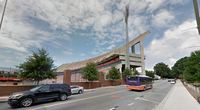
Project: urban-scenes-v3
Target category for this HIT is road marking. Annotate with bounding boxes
[147,92,166,96]
[135,97,159,104]
[128,102,135,106]
[29,90,125,110]
[109,106,119,110]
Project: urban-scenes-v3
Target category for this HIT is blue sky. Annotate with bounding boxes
[0,0,200,70]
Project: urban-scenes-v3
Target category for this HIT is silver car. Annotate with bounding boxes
[70,85,84,94]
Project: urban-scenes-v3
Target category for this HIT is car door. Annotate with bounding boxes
[49,84,61,99]
[34,85,52,102]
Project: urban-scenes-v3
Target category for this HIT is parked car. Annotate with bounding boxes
[168,79,176,84]
[8,84,71,108]
[70,85,84,94]
[170,80,176,84]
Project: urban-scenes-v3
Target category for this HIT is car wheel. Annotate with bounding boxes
[20,98,33,107]
[60,94,68,101]
[78,90,83,94]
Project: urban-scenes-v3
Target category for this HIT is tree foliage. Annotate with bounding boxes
[122,68,138,79]
[18,48,56,84]
[171,57,189,78]
[171,50,200,82]
[183,51,200,82]
[122,68,132,78]
[107,67,121,80]
[145,70,155,79]
[81,62,99,81]
[154,62,171,78]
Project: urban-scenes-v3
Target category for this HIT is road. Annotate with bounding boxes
[0,80,173,110]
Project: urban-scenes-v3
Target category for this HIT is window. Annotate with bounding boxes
[39,85,50,92]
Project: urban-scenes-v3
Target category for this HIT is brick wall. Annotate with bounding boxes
[0,85,35,96]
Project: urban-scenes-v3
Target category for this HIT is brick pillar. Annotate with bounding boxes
[63,70,72,84]
[99,72,104,87]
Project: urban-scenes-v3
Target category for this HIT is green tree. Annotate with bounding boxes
[122,68,132,79]
[18,48,56,84]
[107,67,121,81]
[145,70,155,79]
[81,62,99,88]
[154,62,171,78]
[133,69,139,75]
[171,57,189,79]
[183,50,200,82]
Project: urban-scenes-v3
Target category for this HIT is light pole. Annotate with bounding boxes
[0,0,8,30]
[125,4,130,69]
[193,0,200,35]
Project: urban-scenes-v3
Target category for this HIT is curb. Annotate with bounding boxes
[0,96,8,103]
[0,100,7,103]
[154,83,176,110]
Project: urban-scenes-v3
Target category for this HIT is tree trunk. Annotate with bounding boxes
[36,80,40,85]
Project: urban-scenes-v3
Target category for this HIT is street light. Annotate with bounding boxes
[193,0,200,35]
[125,4,130,69]
[0,0,8,30]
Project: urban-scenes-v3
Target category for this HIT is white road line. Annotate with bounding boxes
[29,90,125,110]
[109,108,116,110]
[109,106,119,110]
[147,92,166,96]
[135,97,159,104]
[128,102,135,106]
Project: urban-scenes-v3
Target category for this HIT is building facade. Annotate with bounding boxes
[53,32,149,84]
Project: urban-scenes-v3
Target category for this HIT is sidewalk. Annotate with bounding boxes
[156,80,200,110]
[0,96,8,103]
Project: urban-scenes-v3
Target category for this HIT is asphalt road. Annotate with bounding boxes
[0,79,173,110]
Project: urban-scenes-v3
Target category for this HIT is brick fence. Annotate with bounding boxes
[63,70,124,89]
[0,85,35,96]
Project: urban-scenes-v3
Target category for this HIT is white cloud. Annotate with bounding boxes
[0,0,189,67]
[145,19,200,69]
[146,0,167,12]
[63,50,73,55]
[168,0,184,5]
[80,53,86,56]
[152,9,175,27]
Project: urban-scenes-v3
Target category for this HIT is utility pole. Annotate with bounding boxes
[0,0,8,30]
[125,4,130,69]
[193,0,200,34]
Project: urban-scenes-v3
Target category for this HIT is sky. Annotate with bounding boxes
[0,0,200,70]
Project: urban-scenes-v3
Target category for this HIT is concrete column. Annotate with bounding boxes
[118,64,123,80]
[131,45,135,53]
[140,41,145,75]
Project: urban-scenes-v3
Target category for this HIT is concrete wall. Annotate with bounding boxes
[0,85,35,96]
